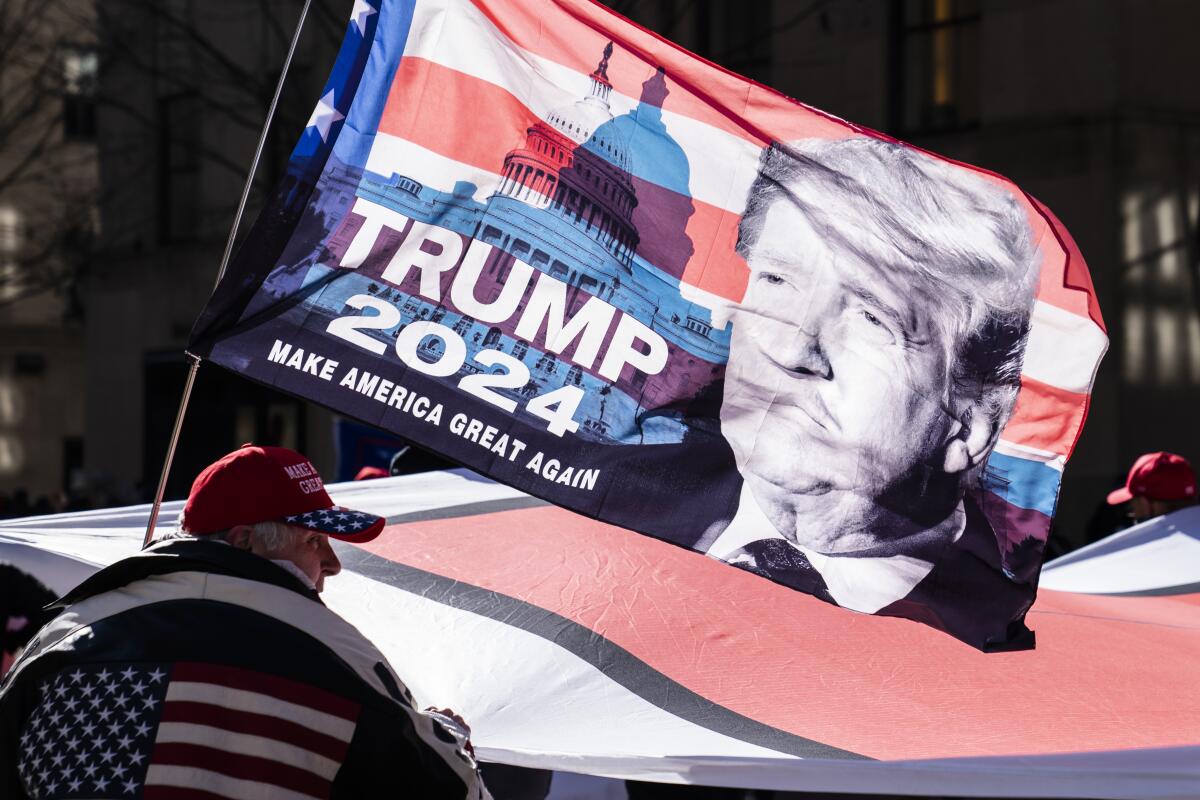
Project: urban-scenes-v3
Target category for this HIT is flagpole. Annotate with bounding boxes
[143,0,314,546]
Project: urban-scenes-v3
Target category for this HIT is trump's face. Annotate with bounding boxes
[722,197,962,547]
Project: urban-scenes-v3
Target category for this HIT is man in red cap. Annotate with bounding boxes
[0,444,490,799]
[175,443,387,593]
[1107,451,1198,524]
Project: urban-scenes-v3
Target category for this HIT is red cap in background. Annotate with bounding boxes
[354,466,389,481]
[181,444,384,543]
[1106,451,1197,505]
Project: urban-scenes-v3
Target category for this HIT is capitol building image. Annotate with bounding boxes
[307,43,730,444]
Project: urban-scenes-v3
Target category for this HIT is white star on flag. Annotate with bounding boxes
[351,0,376,34]
[307,90,344,142]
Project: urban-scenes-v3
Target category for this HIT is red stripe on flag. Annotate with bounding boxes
[442,0,1102,323]
[379,57,539,177]
[151,742,331,797]
[159,701,351,761]
[143,787,237,800]
[682,198,749,301]
[1005,377,1088,455]
[376,55,747,221]
[171,662,360,721]
[1032,197,1106,332]
[463,0,850,145]
[374,58,1102,317]
[376,56,753,301]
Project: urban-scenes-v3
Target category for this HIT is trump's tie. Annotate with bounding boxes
[726,538,834,602]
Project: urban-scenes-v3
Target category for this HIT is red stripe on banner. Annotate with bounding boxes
[159,701,351,761]
[465,0,851,147]
[171,663,360,722]
[150,742,331,797]
[1005,377,1088,455]
[358,508,1200,760]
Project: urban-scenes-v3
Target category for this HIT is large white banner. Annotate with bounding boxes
[2,470,1197,798]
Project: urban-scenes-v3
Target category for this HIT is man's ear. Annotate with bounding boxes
[225,525,256,551]
[942,402,1000,475]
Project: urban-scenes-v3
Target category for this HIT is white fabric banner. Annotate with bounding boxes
[2,470,1198,799]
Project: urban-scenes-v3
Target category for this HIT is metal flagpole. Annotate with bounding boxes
[142,0,315,546]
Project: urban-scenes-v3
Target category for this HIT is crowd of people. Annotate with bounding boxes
[0,489,78,519]
[0,484,137,520]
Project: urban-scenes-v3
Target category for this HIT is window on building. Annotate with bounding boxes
[158,92,201,243]
[535,353,557,374]
[892,0,981,135]
[62,47,98,140]
[0,207,20,301]
[14,352,46,376]
[719,0,773,83]
[1120,182,1200,387]
[687,0,773,84]
[235,402,299,452]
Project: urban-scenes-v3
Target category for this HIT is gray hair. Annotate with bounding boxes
[161,520,298,549]
[737,137,1041,429]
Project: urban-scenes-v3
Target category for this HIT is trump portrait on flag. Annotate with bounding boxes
[690,136,1042,644]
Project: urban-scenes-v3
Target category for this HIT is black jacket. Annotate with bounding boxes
[0,539,490,799]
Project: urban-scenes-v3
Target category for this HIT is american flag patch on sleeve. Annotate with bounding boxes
[17,661,361,799]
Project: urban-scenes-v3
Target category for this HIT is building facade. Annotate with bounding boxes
[0,1,97,509]
[86,0,350,502]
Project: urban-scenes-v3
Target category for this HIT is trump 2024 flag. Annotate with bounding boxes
[189,0,1107,649]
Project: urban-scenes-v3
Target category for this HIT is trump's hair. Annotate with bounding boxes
[736,136,1041,434]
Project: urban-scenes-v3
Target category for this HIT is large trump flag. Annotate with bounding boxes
[189,0,1108,648]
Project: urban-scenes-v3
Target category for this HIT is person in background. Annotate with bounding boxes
[355,465,390,480]
[0,564,56,680]
[1106,451,1198,524]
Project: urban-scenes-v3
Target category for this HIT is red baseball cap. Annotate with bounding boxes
[181,444,384,543]
[1106,451,1197,505]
